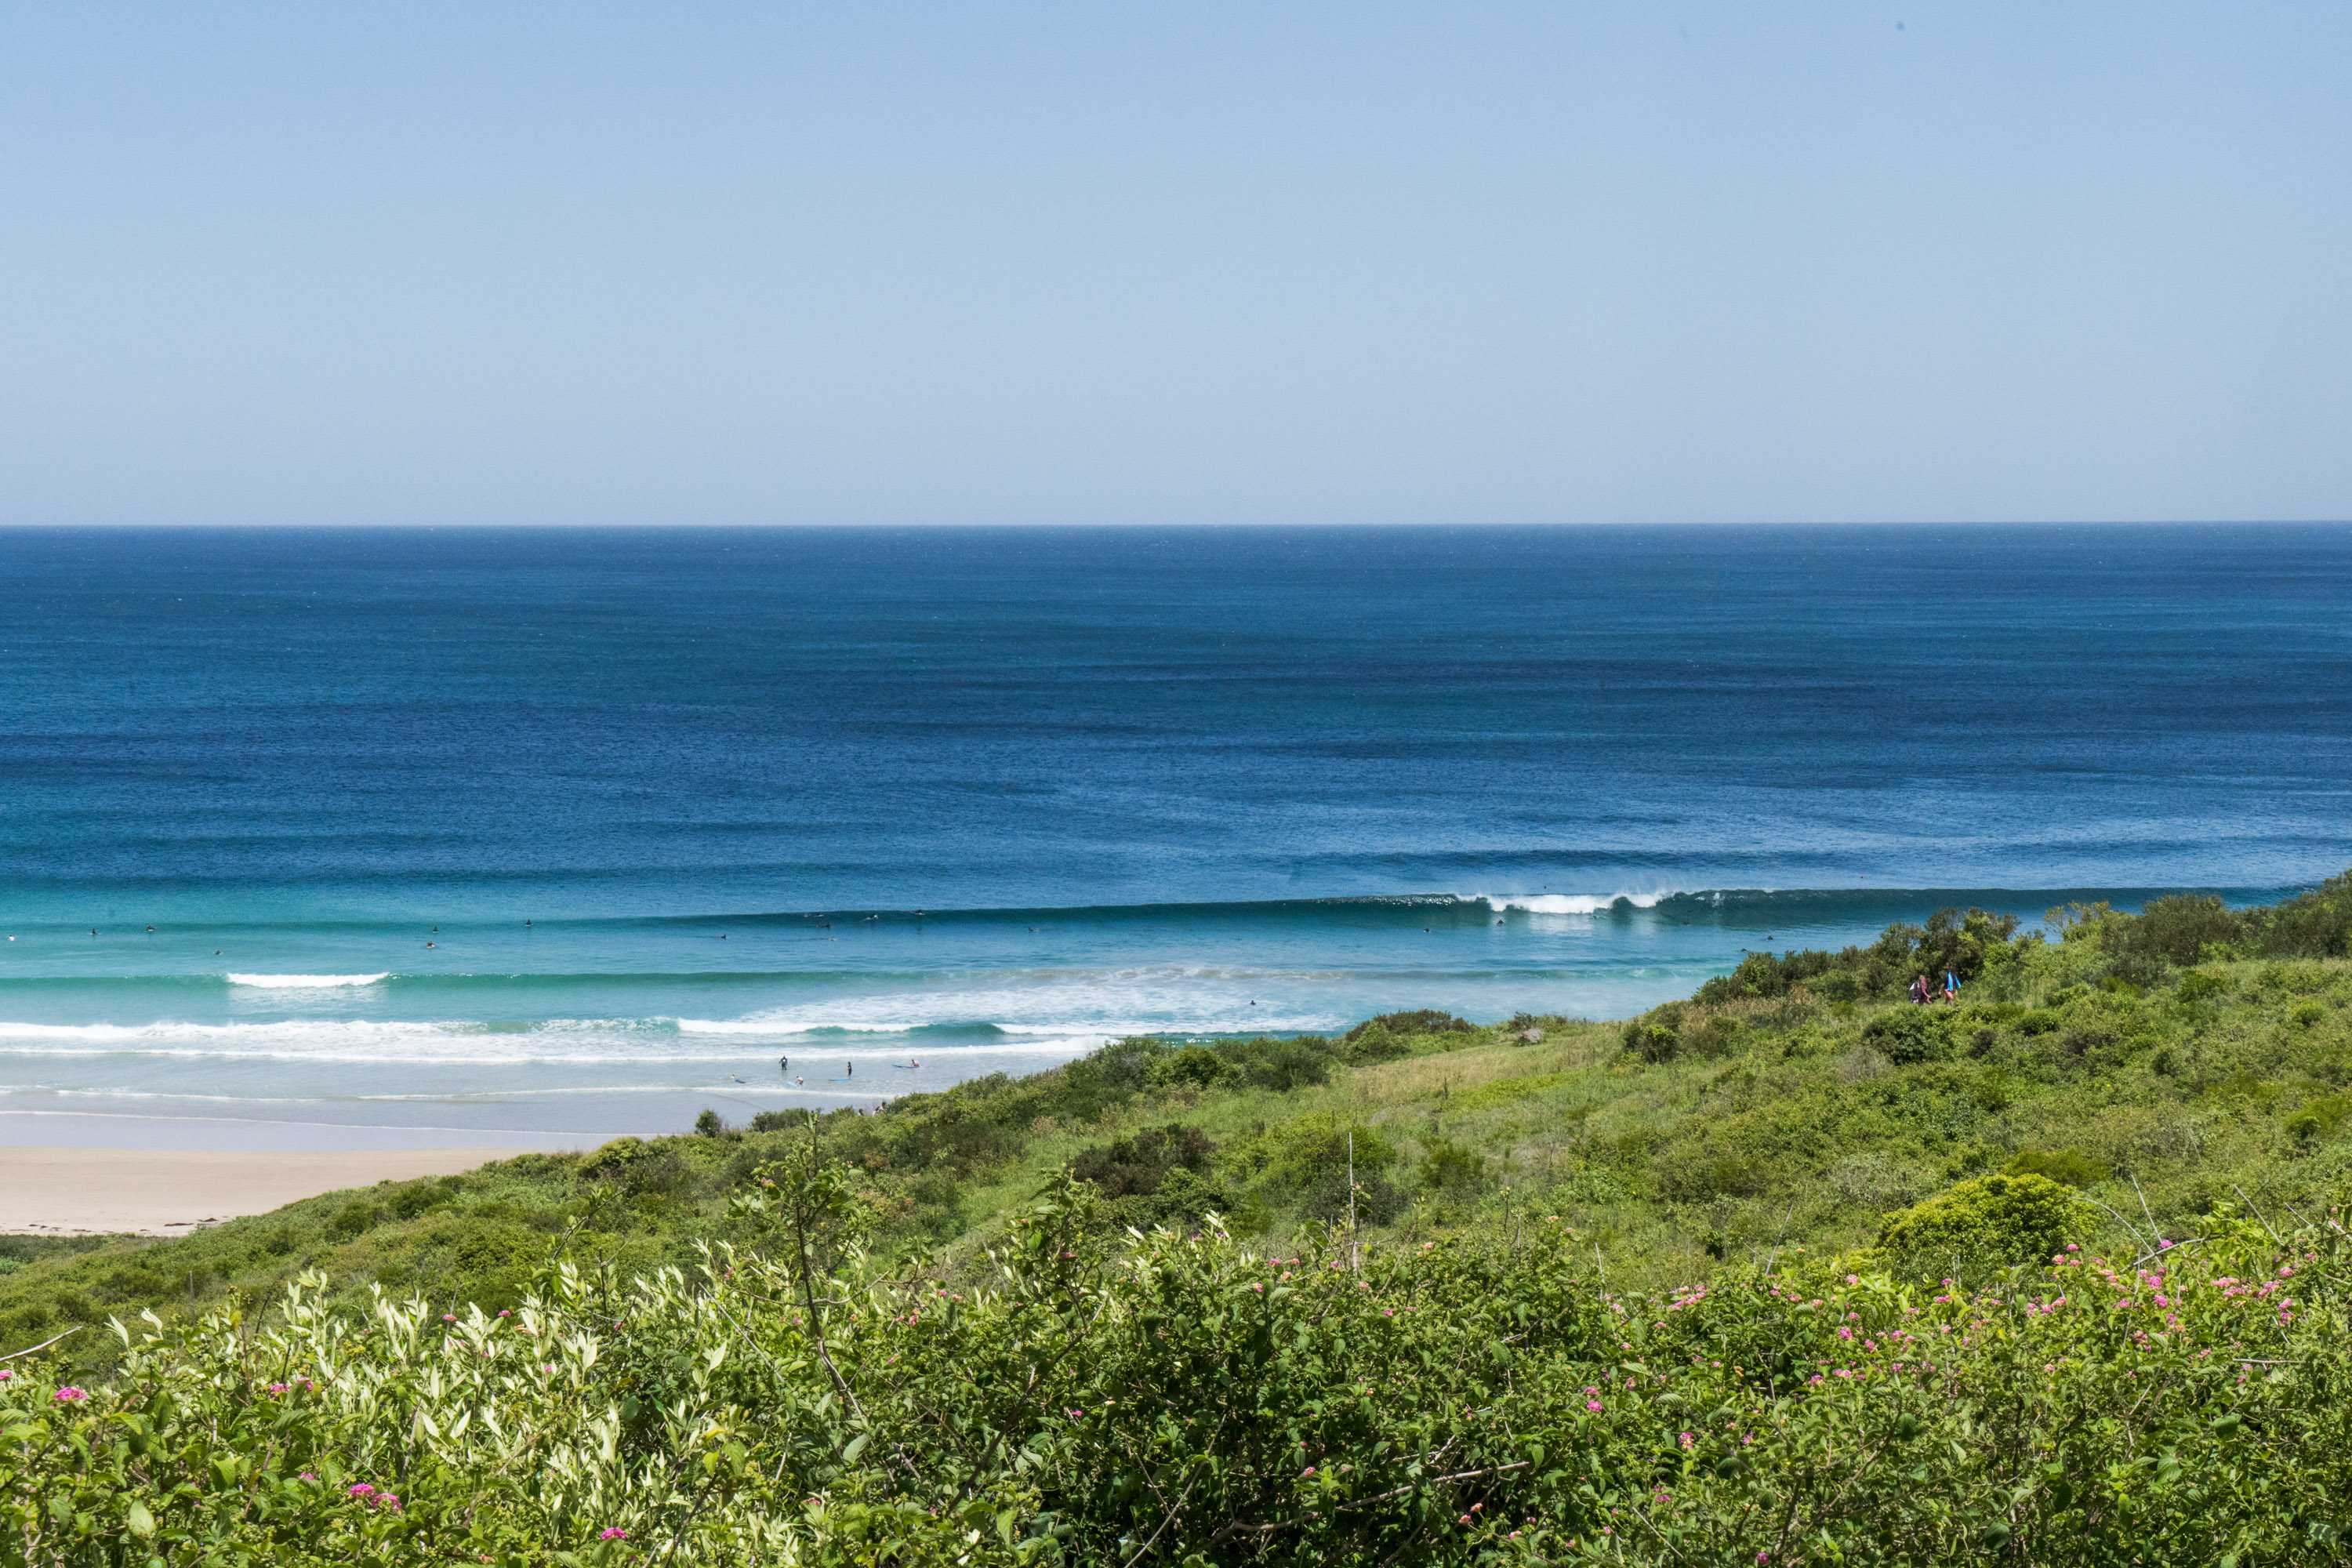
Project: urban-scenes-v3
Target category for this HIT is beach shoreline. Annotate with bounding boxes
[0,1144,549,1237]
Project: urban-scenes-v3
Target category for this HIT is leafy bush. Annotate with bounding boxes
[2002,1147,2110,1188]
[1416,1137,1486,1192]
[1693,947,1842,1005]
[1069,1123,1216,1199]
[9,1178,2352,1566]
[1343,1009,1473,1043]
[1860,1007,1958,1065]
[1916,906,2024,982]
[2286,1094,2352,1148]
[2248,869,2352,959]
[1148,1043,1240,1091]
[2174,967,2230,1007]
[1236,1116,1406,1228]
[1878,1171,2089,1276]
[1622,1002,1685,1062]
[1339,1010,1472,1063]
[1220,1035,1334,1091]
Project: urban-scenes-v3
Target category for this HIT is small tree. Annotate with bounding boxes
[735,1114,872,1415]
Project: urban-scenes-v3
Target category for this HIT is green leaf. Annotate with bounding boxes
[125,1500,155,1538]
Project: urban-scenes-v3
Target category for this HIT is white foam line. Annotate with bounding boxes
[1467,890,1678,916]
[224,973,390,989]
[0,1040,1104,1065]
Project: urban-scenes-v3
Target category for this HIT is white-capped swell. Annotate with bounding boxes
[676,970,1342,1041]
[225,972,391,989]
[1469,891,1676,916]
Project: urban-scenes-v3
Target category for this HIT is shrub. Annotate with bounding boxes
[18,1196,2352,1567]
[1861,1007,1957,1065]
[1879,1172,2089,1276]
[576,1138,692,1200]
[1693,949,1841,1005]
[2176,967,2230,1006]
[1623,1003,1685,1062]
[1813,970,1862,1003]
[2106,894,2242,975]
[1417,1137,1486,1192]
[2002,1147,2110,1189]
[1343,1009,1473,1042]
[1147,1044,1239,1091]
[2286,1094,2352,1148]
[1069,1123,1215,1200]
[2248,870,2352,959]
[1917,907,2024,984]
[1242,1116,1405,1226]
[1221,1035,1334,1091]
[1339,1010,1473,1062]
[325,1200,383,1242]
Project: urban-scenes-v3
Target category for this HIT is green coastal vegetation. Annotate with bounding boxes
[5,875,2352,1563]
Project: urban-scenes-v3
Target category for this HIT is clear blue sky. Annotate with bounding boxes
[4,3,2346,525]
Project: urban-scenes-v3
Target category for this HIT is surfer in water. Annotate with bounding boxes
[779,1054,789,1073]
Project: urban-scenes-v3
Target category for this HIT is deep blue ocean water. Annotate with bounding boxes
[2,524,2347,1146]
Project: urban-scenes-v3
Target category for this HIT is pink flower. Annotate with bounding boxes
[350,1483,377,1497]
[1679,1431,1695,1449]
[267,1381,289,1396]
[1585,1399,1603,1413]
[52,1386,86,1403]
[299,1471,318,1482]
[599,1526,630,1541]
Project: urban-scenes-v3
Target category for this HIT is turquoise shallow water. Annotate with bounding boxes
[2,524,2347,1145]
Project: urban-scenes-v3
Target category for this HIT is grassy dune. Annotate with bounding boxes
[3,877,2350,1562]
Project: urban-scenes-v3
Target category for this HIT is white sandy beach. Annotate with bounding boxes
[0,1145,535,1236]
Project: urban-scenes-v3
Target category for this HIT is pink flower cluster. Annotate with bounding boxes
[348,1482,402,1511]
